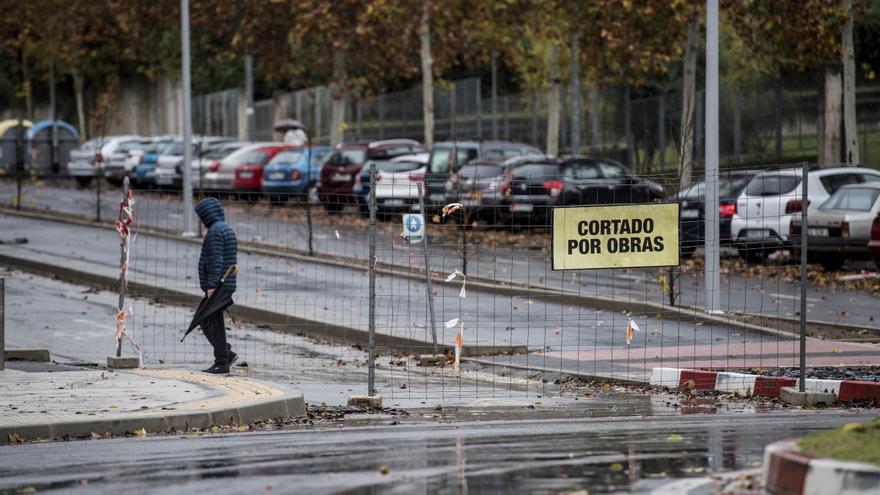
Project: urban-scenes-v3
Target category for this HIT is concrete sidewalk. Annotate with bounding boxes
[0,364,306,445]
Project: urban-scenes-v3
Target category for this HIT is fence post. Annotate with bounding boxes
[96,155,103,223]
[0,277,5,371]
[734,85,742,162]
[624,85,633,168]
[15,118,23,211]
[491,54,498,140]
[418,183,438,353]
[116,177,130,358]
[367,162,377,396]
[658,95,666,170]
[799,161,808,392]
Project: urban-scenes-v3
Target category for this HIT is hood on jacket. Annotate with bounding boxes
[195,197,225,227]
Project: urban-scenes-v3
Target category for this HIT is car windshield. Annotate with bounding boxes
[429,147,478,174]
[162,141,187,155]
[339,149,367,164]
[269,150,305,165]
[459,163,502,179]
[510,163,559,180]
[80,139,103,150]
[745,173,801,196]
[820,187,880,211]
[205,145,241,159]
[681,176,752,201]
[116,141,146,153]
[371,159,422,173]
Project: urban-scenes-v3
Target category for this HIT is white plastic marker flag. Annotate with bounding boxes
[445,318,460,328]
[442,203,462,218]
[445,269,467,298]
[334,230,340,239]
[625,318,641,345]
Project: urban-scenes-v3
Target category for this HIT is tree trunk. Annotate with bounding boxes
[589,81,599,151]
[819,65,843,166]
[330,48,347,146]
[419,1,434,148]
[570,32,581,155]
[678,11,699,190]
[21,47,33,120]
[546,45,561,156]
[842,0,859,164]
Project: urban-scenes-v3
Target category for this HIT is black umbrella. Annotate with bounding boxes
[180,265,238,342]
[273,119,305,132]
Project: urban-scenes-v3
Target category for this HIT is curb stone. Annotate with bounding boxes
[650,367,880,404]
[763,439,880,494]
[0,369,306,445]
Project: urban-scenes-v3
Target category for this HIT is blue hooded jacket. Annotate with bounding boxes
[195,197,237,292]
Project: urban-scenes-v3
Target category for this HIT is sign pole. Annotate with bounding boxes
[704,0,721,314]
[180,0,195,236]
[418,183,438,353]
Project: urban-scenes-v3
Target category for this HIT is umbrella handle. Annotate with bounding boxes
[221,264,239,282]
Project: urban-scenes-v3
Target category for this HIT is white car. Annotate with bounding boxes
[371,152,430,214]
[731,166,880,261]
[67,135,140,186]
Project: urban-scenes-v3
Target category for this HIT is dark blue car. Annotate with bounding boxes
[261,146,330,202]
[675,170,759,257]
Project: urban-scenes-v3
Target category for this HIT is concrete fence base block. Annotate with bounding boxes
[107,356,140,369]
[6,349,51,363]
[780,387,837,407]
[417,354,446,366]
[348,395,383,409]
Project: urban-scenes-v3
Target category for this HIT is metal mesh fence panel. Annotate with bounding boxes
[6,158,878,403]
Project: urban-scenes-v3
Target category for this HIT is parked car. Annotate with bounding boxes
[360,152,430,216]
[424,140,543,210]
[318,139,425,213]
[353,152,430,212]
[447,155,546,223]
[154,137,232,190]
[193,141,249,191]
[201,142,289,197]
[501,156,666,225]
[262,145,331,203]
[869,210,880,270]
[68,135,140,186]
[731,166,880,262]
[500,159,563,224]
[674,170,759,257]
[790,183,880,270]
[135,138,177,188]
[103,138,152,185]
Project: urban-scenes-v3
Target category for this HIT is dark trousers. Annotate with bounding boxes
[201,311,231,366]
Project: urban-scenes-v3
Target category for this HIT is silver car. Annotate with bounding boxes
[154,137,232,189]
[68,135,140,186]
[104,138,152,185]
[790,182,880,270]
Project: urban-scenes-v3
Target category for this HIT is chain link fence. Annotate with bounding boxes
[5,157,880,402]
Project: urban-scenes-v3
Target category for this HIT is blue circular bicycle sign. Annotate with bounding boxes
[402,213,425,242]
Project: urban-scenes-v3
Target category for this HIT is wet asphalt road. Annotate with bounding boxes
[0,407,867,494]
[2,180,879,329]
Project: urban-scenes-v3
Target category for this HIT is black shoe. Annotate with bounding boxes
[203,363,230,374]
[228,352,239,367]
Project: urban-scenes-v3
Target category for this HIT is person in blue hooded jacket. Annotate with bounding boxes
[194,197,238,374]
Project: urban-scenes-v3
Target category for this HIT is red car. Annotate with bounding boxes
[231,144,293,199]
[317,139,424,212]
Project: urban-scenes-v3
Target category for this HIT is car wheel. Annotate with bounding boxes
[75,176,92,187]
[680,244,698,259]
[816,254,844,271]
[737,247,767,264]
[324,202,343,214]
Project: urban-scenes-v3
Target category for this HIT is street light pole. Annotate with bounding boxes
[181,0,195,236]
[704,0,721,314]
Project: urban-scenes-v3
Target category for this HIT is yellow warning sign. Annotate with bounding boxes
[551,203,680,270]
